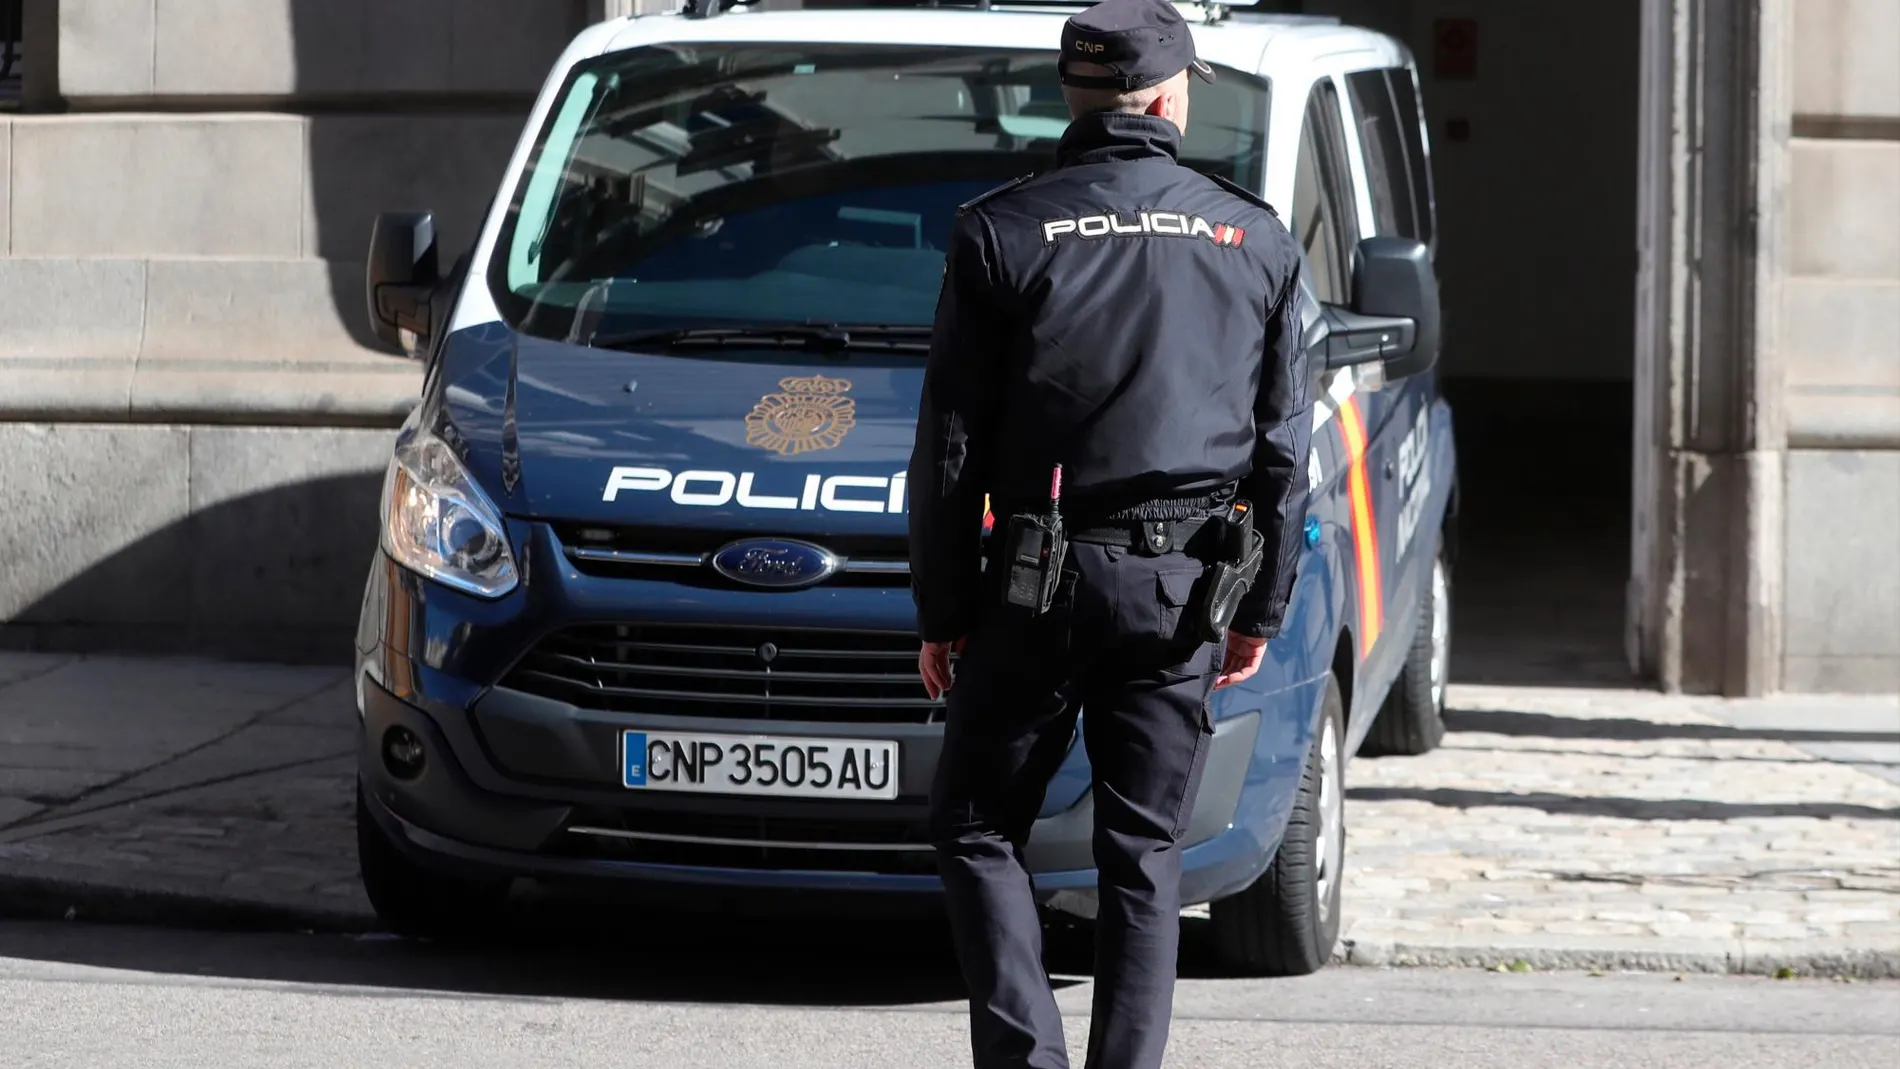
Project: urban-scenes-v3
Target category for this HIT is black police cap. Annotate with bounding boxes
[1058,0,1216,92]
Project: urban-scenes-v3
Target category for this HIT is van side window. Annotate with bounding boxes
[1345,69,1416,239]
[1385,68,1436,249]
[1290,79,1358,305]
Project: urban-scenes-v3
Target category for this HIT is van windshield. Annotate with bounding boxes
[486,42,1271,346]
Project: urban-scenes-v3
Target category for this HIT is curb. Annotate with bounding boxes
[6,872,1895,983]
[1337,937,1900,980]
[0,874,375,936]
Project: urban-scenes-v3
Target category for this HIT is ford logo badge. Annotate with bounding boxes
[711,538,840,590]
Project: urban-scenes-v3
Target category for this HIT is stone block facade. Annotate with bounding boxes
[0,0,606,659]
[1780,0,1900,692]
[1792,0,1899,125]
[56,0,583,100]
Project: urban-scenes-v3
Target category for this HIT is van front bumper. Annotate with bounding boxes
[356,666,1272,905]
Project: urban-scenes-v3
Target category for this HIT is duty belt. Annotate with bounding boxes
[1067,516,1212,556]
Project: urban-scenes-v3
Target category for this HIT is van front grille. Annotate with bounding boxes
[554,524,912,588]
[502,624,942,723]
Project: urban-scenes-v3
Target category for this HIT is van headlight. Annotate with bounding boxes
[380,430,519,598]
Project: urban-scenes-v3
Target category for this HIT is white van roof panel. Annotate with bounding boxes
[601,9,1385,76]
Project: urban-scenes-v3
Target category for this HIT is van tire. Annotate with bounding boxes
[356,787,509,941]
[1209,674,1346,976]
[1362,548,1450,757]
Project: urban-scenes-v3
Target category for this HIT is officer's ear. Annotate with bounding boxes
[1146,73,1190,131]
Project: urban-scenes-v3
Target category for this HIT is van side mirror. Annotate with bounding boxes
[1354,236,1440,378]
[1318,236,1441,379]
[366,212,441,354]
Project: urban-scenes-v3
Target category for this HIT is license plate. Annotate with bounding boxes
[620,730,899,801]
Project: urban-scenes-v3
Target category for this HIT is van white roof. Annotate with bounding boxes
[600,7,1398,76]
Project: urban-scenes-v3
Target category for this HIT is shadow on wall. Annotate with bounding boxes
[2,474,384,666]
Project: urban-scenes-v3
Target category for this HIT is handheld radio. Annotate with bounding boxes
[1002,465,1068,615]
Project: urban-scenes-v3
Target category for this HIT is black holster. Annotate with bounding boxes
[1191,501,1265,642]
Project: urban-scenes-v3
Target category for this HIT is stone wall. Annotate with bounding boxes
[0,0,602,660]
[4,0,590,423]
[1780,0,1900,692]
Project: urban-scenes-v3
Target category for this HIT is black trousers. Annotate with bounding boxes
[930,540,1218,1069]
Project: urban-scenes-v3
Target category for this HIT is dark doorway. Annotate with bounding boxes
[1443,380,1632,686]
[1289,0,1643,686]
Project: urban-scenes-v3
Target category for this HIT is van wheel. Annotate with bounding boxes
[1209,674,1346,976]
[1362,548,1451,756]
[356,787,509,940]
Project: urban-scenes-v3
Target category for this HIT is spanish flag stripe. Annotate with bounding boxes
[1336,396,1384,654]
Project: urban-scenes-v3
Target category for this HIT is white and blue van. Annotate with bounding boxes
[353,0,1457,976]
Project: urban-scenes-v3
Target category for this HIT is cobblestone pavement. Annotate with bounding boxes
[1339,685,1900,975]
[2,653,1895,974]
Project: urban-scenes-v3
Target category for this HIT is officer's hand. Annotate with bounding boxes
[1215,633,1269,690]
[919,638,965,700]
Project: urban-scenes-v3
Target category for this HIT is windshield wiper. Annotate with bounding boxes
[594,323,934,355]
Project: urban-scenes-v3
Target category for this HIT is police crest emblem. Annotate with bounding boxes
[745,374,857,456]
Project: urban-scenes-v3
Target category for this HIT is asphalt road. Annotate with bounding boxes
[0,918,1895,1068]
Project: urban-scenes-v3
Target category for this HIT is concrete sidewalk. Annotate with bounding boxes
[0,653,366,927]
[1,652,1896,975]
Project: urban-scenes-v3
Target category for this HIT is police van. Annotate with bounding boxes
[354,0,1458,977]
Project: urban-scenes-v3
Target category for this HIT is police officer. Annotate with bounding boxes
[906,1,1313,1065]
